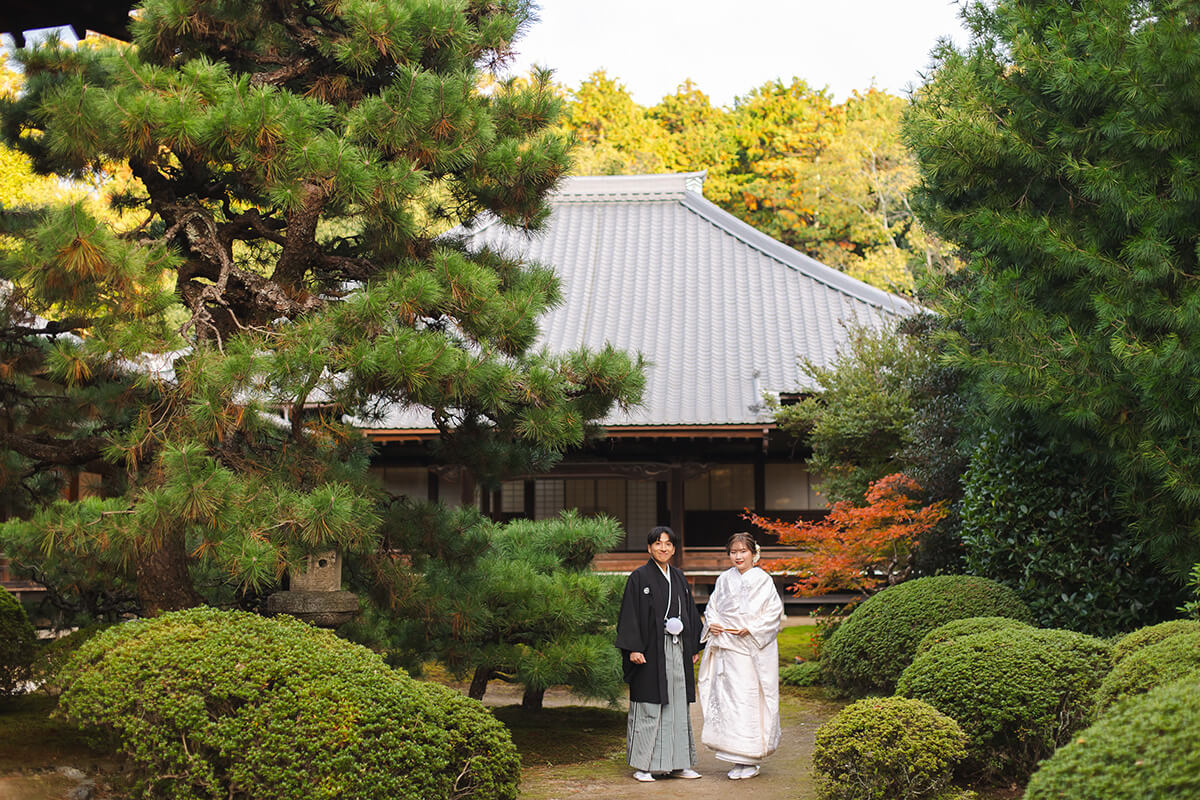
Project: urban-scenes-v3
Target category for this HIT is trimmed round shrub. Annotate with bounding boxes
[1093,631,1200,714]
[57,608,519,800]
[813,695,969,800]
[820,576,1032,694]
[1110,618,1200,664]
[896,626,1111,781]
[780,661,824,687]
[0,586,35,696]
[915,616,1034,656]
[1023,677,1200,800]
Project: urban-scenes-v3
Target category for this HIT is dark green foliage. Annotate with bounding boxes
[914,616,1032,657]
[820,575,1031,695]
[780,661,824,687]
[904,0,1200,575]
[1093,631,1200,714]
[56,607,519,800]
[896,315,973,577]
[1110,618,1200,665]
[960,427,1179,636]
[0,586,36,695]
[813,695,969,800]
[896,627,1112,781]
[1023,677,1200,800]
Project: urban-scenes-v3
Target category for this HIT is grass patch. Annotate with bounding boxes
[492,705,626,766]
[778,623,820,665]
[0,694,110,773]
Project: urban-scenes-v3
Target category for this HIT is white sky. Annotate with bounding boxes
[504,0,970,106]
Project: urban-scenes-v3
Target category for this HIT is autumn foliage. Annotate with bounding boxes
[749,473,947,596]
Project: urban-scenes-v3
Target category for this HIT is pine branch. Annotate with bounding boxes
[3,317,96,339]
[0,429,108,467]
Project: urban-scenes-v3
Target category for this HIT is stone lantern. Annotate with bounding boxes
[266,551,357,627]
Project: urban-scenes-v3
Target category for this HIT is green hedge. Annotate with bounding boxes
[960,428,1179,637]
[896,626,1111,781]
[57,608,519,800]
[0,586,35,696]
[820,576,1032,694]
[914,616,1033,657]
[1093,631,1200,714]
[813,695,970,800]
[1023,677,1200,800]
[1110,619,1200,665]
[780,661,824,687]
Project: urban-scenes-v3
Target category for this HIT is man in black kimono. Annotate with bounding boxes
[615,526,704,782]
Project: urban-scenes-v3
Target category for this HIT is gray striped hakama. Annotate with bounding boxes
[626,632,696,772]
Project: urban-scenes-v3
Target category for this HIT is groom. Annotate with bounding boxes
[615,526,704,782]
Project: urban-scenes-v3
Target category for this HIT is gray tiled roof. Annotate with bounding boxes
[369,172,919,430]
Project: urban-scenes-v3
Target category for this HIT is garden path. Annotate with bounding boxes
[513,690,843,800]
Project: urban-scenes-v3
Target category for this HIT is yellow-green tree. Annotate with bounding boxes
[564,70,672,174]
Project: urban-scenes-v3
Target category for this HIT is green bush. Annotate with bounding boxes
[30,624,110,696]
[915,616,1033,656]
[820,575,1032,694]
[0,586,35,696]
[1110,619,1200,664]
[1093,631,1200,714]
[57,608,519,800]
[896,626,1111,781]
[1023,677,1200,800]
[780,661,824,687]
[961,427,1179,637]
[813,695,970,800]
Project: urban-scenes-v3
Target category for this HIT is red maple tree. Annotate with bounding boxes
[747,473,947,596]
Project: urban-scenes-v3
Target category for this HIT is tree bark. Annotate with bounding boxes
[468,665,493,701]
[135,529,204,615]
[521,685,546,712]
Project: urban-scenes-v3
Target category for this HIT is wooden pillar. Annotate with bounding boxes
[460,467,476,507]
[670,464,685,567]
[754,457,766,514]
[524,479,536,519]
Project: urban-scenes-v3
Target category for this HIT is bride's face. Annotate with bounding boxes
[728,542,753,573]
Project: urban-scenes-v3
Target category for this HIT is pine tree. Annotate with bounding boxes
[904,0,1200,575]
[347,507,623,711]
[0,0,643,614]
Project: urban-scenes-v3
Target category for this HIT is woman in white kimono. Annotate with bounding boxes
[698,532,785,780]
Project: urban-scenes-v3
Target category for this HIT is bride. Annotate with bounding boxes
[698,532,785,780]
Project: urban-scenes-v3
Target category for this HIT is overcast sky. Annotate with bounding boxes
[504,1,971,106]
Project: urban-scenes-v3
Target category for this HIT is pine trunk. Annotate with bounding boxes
[135,529,203,615]
[468,665,493,701]
[521,685,546,712]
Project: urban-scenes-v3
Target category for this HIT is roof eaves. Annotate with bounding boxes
[678,191,922,317]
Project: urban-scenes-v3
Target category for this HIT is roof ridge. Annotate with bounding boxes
[553,171,708,202]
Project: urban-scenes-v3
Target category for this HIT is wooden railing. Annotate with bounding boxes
[592,546,798,576]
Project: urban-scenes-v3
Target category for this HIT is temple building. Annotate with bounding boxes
[363,171,918,595]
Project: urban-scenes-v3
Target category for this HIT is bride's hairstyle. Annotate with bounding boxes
[726,532,759,558]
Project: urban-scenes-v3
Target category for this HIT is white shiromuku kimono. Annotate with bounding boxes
[698,565,785,766]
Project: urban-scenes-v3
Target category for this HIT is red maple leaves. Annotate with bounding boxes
[747,473,947,596]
